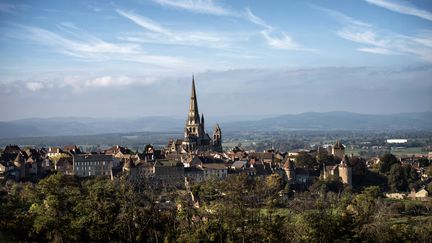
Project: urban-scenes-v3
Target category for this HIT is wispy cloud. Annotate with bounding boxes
[116,9,236,48]
[357,47,397,55]
[151,0,233,16]
[244,8,312,51]
[364,0,432,21]
[323,8,432,62]
[117,9,172,35]
[243,7,272,30]
[8,75,158,93]
[9,24,184,67]
[260,30,301,50]
[85,76,155,88]
[149,1,311,51]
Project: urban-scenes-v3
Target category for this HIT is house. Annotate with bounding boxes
[9,153,26,180]
[0,161,14,180]
[257,152,274,164]
[47,147,63,157]
[73,154,113,177]
[185,166,204,183]
[153,159,185,183]
[25,156,38,176]
[63,145,81,154]
[104,145,133,157]
[385,193,406,199]
[231,160,247,170]
[415,188,429,199]
[202,163,227,179]
[167,139,186,154]
[408,188,430,200]
[294,168,319,184]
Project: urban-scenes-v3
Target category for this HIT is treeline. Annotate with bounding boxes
[1,173,432,242]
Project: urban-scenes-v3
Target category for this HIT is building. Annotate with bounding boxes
[323,155,352,186]
[283,158,296,182]
[338,156,352,186]
[168,76,223,153]
[153,159,185,185]
[73,154,113,177]
[386,139,408,144]
[47,147,63,157]
[332,140,345,161]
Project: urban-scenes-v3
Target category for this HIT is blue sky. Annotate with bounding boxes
[0,0,431,120]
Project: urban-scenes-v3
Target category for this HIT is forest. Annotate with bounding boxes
[1,170,432,242]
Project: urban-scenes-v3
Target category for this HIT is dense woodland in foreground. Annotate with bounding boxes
[1,170,432,242]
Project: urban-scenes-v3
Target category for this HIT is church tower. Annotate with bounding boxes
[213,123,222,151]
[177,75,223,153]
[283,158,296,183]
[185,76,203,140]
[338,155,352,186]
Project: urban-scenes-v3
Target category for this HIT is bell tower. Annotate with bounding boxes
[213,123,222,151]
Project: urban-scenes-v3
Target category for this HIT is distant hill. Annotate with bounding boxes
[223,111,432,131]
[0,112,431,138]
[0,117,184,138]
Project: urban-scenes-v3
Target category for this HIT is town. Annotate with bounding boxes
[1,0,432,240]
[1,78,431,242]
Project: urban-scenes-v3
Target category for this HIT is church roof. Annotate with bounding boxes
[333,140,345,149]
[188,76,200,124]
[214,123,221,131]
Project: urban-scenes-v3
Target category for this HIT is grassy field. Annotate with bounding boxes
[346,147,427,157]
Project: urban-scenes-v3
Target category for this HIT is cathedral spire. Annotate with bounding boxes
[188,75,200,124]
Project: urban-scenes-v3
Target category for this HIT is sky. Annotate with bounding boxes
[0,0,431,121]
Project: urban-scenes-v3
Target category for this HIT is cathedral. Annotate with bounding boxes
[167,76,222,153]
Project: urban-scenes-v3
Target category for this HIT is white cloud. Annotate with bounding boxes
[364,0,432,21]
[149,2,310,52]
[117,9,172,36]
[151,0,233,16]
[243,8,312,51]
[12,25,185,67]
[260,30,300,50]
[6,75,158,93]
[325,9,432,62]
[244,8,272,30]
[85,76,155,87]
[116,9,237,48]
[337,29,389,48]
[26,82,44,91]
[357,47,396,55]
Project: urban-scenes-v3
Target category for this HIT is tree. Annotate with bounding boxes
[296,153,318,169]
[379,154,399,173]
[348,186,380,225]
[349,157,367,177]
[418,158,430,168]
[388,164,408,192]
[405,164,420,190]
[309,175,344,194]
